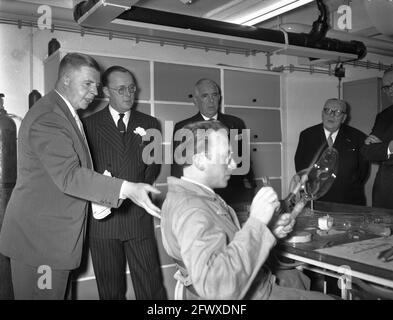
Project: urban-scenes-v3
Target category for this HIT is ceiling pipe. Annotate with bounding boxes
[73,2,366,60]
[280,23,393,58]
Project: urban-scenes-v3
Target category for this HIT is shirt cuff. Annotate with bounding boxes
[119,181,127,199]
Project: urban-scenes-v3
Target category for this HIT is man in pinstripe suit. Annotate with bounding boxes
[83,66,167,300]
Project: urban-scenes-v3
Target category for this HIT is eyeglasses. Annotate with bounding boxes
[108,85,137,95]
[382,82,393,93]
[323,107,346,117]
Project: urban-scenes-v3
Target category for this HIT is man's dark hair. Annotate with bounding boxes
[174,120,228,170]
[102,65,134,87]
[58,52,100,79]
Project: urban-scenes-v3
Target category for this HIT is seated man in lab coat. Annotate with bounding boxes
[160,120,331,299]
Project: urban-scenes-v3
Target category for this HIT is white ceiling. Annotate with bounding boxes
[13,0,393,44]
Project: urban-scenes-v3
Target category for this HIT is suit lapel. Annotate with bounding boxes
[51,91,93,168]
[97,107,125,156]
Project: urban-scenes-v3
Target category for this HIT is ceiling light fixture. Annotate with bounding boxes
[231,0,314,26]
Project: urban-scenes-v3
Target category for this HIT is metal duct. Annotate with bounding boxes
[280,23,393,58]
[111,5,367,60]
[73,1,366,60]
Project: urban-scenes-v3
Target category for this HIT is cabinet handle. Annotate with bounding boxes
[254,134,258,139]
[188,94,193,99]
[253,148,257,152]
[252,98,257,103]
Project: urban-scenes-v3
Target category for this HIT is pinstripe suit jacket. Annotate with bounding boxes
[83,106,161,240]
[0,91,124,270]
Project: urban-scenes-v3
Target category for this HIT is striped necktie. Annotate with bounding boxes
[327,132,334,147]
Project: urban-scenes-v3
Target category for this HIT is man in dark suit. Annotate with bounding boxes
[171,78,255,205]
[83,66,167,300]
[0,53,160,299]
[295,98,369,206]
[361,67,393,209]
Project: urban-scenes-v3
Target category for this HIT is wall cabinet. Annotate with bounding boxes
[154,62,220,102]
[224,70,280,107]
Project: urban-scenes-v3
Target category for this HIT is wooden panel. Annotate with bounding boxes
[90,55,151,101]
[251,144,281,178]
[224,70,280,107]
[225,107,281,142]
[154,62,220,102]
[154,103,196,143]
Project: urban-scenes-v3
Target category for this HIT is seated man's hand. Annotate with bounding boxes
[122,182,161,218]
[250,186,280,225]
[365,134,381,145]
[271,213,295,239]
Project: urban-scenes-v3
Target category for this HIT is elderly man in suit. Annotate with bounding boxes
[0,53,160,300]
[361,67,393,209]
[161,120,331,299]
[83,66,167,300]
[171,78,255,205]
[295,98,369,206]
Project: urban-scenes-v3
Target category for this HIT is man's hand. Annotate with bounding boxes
[271,213,295,239]
[250,187,280,225]
[122,182,161,218]
[365,134,381,145]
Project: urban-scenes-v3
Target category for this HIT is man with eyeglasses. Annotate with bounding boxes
[361,67,393,209]
[0,54,161,299]
[171,78,256,208]
[161,120,331,299]
[295,98,369,205]
[82,66,167,300]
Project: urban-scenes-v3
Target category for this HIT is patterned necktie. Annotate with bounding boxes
[118,113,126,134]
[74,114,93,167]
[327,132,334,147]
[74,114,87,143]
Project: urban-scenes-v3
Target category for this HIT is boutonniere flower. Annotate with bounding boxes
[133,127,146,137]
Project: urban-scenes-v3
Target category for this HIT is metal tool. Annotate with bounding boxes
[377,246,393,262]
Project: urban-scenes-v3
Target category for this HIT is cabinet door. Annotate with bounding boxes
[251,144,281,178]
[154,103,197,143]
[90,55,151,101]
[154,62,220,102]
[225,107,281,142]
[224,70,280,107]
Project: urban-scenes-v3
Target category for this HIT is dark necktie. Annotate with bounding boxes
[118,113,126,145]
[118,113,126,134]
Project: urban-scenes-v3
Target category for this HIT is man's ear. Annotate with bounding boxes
[63,75,70,86]
[193,153,206,171]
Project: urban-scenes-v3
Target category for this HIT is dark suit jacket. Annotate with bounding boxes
[171,112,255,204]
[295,123,369,206]
[83,106,161,240]
[0,91,123,270]
[361,105,393,209]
